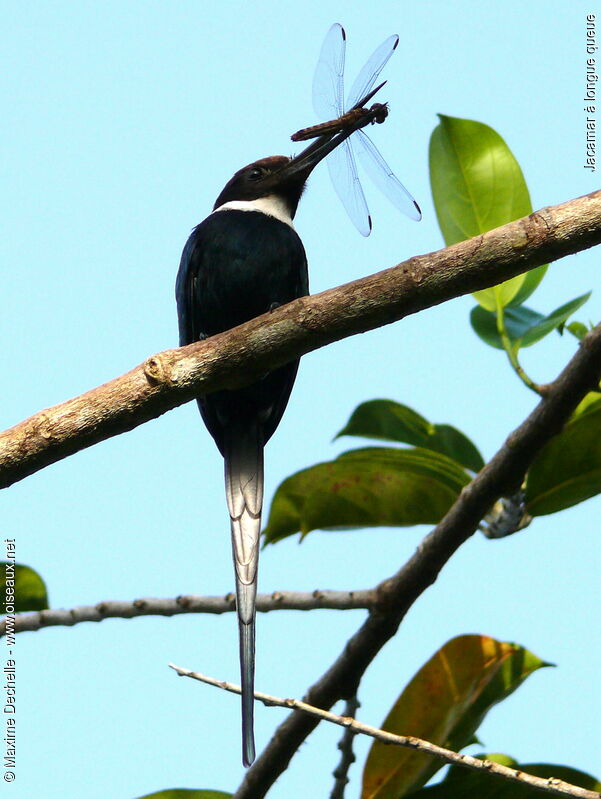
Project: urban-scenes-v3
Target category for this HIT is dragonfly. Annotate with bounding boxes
[300,23,421,236]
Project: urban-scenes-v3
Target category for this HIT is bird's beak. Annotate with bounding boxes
[259,80,388,190]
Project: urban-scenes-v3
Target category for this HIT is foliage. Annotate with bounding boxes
[1,562,48,614]
[409,754,601,798]
[334,399,484,472]
[136,791,232,799]
[263,444,472,544]
[361,635,550,798]
[525,394,601,514]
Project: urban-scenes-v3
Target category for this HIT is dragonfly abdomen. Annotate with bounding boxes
[291,103,388,142]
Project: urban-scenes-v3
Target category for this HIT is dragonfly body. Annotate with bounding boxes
[292,102,388,142]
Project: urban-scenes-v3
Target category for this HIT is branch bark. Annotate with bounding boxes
[169,665,601,799]
[234,323,601,799]
[1,190,600,488]
[330,694,360,799]
[0,589,373,636]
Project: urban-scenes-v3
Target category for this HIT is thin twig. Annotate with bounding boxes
[0,589,374,637]
[330,694,360,799]
[1,190,600,489]
[169,664,600,799]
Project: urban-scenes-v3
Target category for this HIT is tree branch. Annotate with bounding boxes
[234,323,601,798]
[0,589,373,636]
[1,190,600,488]
[169,665,601,799]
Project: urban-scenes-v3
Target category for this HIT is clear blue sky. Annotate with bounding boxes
[2,2,599,797]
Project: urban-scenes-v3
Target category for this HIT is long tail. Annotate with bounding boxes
[224,425,263,767]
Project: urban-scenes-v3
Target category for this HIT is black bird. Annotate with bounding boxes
[175,110,382,767]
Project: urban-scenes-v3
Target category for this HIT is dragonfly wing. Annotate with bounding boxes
[313,23,345,119]
[327,137,371,236]
[354,130,422,221]
[347,34,399,110]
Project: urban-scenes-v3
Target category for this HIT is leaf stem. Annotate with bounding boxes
[495,305,543,395]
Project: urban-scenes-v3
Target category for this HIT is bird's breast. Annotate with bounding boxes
[177,209,309,341]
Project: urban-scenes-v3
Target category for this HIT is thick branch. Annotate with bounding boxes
[0,589,373,636]
[170,665,600,799]
[1,190,600,488]
[234,324,601,798]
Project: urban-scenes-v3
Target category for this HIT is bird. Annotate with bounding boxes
[175,108,384,767]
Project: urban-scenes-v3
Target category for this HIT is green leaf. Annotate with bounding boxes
[525,398,601,515]
[335,400,484,471]
[429,114,547,310]
[361,636,550,799]
[565,320,589,340]
[409,753,601,798]
[429,116,533,246]
[1,562,48,614]
[470,305,543,350]
[263,448,471,545]
[470,293,591,351]
[136,790,232,799]
[506,266,548,307]
[573,392,601,417]
[520,292,591,346]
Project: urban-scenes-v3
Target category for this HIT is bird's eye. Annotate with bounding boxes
[248,167,264,181]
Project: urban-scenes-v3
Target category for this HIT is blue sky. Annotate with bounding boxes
[2,2,599,797]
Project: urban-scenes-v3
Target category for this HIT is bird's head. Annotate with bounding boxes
[212,104,383,220]
[213,155,300,213]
